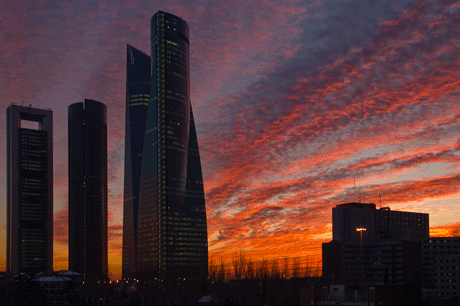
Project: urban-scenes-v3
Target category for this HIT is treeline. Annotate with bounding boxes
[209,253,322,281]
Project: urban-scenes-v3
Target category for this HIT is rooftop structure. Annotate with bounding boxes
[6,105,53,275]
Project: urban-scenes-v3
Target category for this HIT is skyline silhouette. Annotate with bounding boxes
[1,0,460,280]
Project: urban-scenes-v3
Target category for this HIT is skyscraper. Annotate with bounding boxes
[122,45,151,279]
[6,105,53,275]
[68,99,108,283]
[123,11,208,283]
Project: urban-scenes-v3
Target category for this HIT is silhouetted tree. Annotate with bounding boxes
[283,257,289,279]
[246,258,255,279]
[218,258,227,282]
[270,259,280,279]
[292,257,301,278]
[232,252,246,280]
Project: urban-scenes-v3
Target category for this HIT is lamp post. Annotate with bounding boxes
[356,228,366,251]
[356,227,366,288]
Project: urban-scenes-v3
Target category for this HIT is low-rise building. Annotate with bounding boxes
[323,203,460,297]
[332,203,429,244]
[323,239,421,287]
[421,237,460,297]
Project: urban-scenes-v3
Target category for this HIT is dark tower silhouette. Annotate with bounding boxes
[68,99,108,283]
[123,11,208,284]
[122,45,151,279]
[6,105,53,275]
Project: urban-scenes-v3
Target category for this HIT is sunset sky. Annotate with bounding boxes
[1,0,460,280]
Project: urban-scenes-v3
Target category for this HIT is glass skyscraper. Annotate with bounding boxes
[68,99,108,283]
[123,11,208,283]
[6,105,53,275]
[123,44,151,278]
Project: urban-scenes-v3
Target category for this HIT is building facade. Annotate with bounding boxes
[123,11,208,283]
[324,203,429,288]
[323,239,422,286]
[332,203,429,244]
[333,203,377,244]
[122,45,151,279]
[421,237,460,297]
[324,204,460,297]
[6,105,53,275]
[434,254,460,297]
[68,100,108,283]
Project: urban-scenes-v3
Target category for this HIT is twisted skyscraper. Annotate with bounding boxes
[123,11,208,284]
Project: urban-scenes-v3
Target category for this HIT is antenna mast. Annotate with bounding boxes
[354,175,357,202]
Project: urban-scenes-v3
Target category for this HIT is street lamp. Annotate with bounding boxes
[356,227,366,251]
[356,227,367,288]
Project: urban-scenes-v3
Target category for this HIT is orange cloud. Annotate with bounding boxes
[430,222,460,237]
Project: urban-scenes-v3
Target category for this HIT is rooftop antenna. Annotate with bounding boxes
[354,175,357,202]
[21,101,24,106]
[379,192,382,209]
